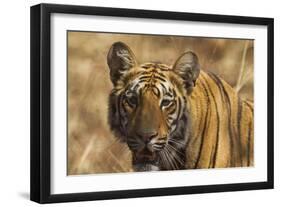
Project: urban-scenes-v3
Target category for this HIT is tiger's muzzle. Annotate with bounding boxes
[127,133,167,171]
[125,90,169,171]
[132,147,160,172]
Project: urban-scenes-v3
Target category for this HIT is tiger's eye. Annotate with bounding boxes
[161,99,172,107]
[126,95,137,107]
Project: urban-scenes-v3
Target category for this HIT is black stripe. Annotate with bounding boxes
[154,76,167,82]
[140,63,154,69]
[247,119,252,166]
[142,84,149,91]
[172,89,176,97]
[208,72,234,167]
[153,85,161,98]
[157,72,166,78]
[167,102,177,114]
[209,147,215,168]
[245,101,254,113]
[170,99,181,127]
[168,107,177,115]
[157,64,170,70]
[202,75,220,168]
[140,71,151,75]
[159,82,168,95]
[138,76,151,80]
[117,94,124,133]
[177,98,182,122]
[137,79,149,84]
[244,101,253,166]
[159,82,166,91]
[237,98,243,166]
[194,80,210,168]
[131,82,140,91]
[165,92,173,98]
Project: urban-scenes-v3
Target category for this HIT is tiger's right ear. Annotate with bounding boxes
[173,51,200,93]
[107,42,137,86]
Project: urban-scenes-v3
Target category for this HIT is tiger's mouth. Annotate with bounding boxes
[132,148,160,171]
[127,136,169,171]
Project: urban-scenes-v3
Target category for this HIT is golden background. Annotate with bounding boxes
[67,31,253,175]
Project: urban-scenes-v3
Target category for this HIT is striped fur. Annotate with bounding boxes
[186,72,253,168]
[107,42,253,171]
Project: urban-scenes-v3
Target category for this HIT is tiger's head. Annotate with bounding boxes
[107,42,200,171]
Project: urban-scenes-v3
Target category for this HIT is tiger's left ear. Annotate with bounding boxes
[173,51,200,92]
[107,42,137,86]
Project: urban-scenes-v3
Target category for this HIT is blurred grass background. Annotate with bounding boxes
[67,31,253,175]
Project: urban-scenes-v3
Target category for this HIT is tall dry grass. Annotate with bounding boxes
[67,31,253,175]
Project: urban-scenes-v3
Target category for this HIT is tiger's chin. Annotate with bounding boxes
[131,148,161,172]
[133,163,160,172]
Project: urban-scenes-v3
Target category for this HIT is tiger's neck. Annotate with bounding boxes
[185,71,222,169]
[185,71,254,169]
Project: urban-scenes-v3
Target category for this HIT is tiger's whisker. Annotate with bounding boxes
[165,145,185,165]
[163,148,178,170]
[168,139,184,146]
[159,151,170,169]
[166,143,185,156]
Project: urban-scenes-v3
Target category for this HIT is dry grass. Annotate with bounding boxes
[67,31,253,175]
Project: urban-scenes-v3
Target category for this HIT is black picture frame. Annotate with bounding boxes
[30,3,274,204]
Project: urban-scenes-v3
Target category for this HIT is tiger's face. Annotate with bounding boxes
[107,42,200,171]
[121,65,187,171]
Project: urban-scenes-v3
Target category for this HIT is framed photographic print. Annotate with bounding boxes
[30,3,274,203]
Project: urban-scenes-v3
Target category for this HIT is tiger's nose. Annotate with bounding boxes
[136,131,158,143]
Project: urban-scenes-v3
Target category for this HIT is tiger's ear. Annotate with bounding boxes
[173,51,200,92]
[107,42,137,86]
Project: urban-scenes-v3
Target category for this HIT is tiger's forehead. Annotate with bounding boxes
[139,62,171,71]
[123,62,176,96]
[133,62,172,85]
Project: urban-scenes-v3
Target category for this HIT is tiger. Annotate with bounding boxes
[107,41,253,172]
